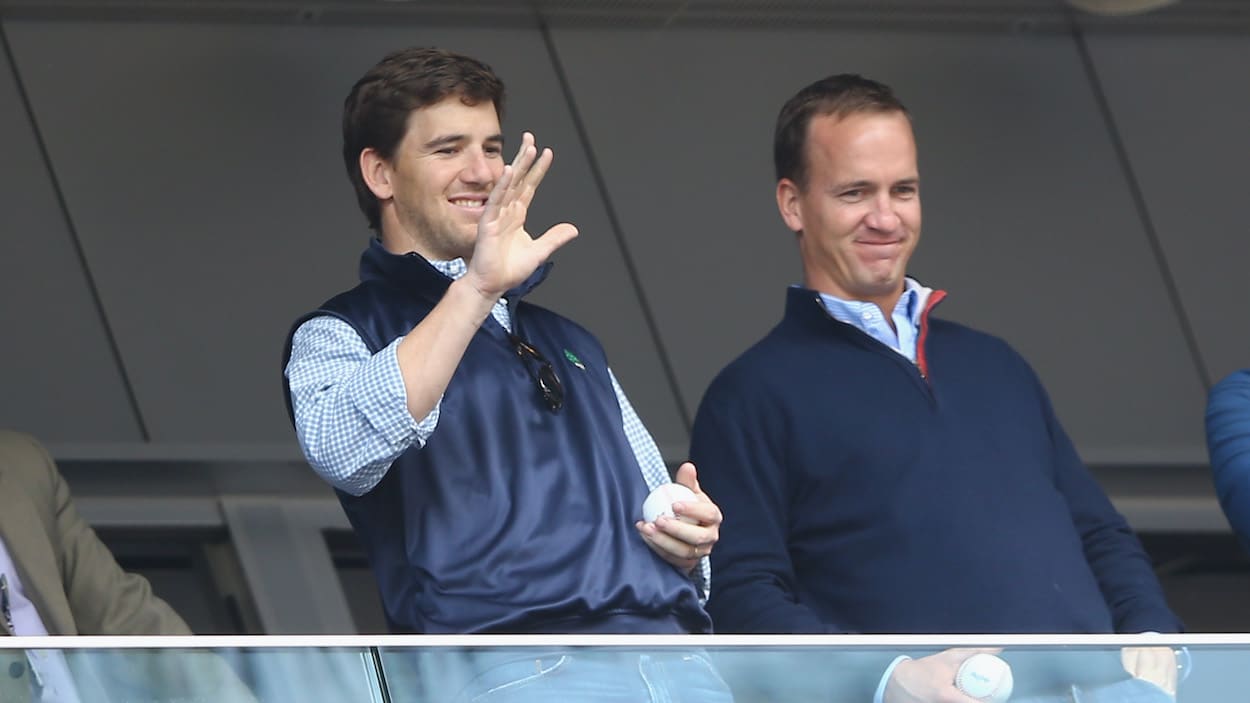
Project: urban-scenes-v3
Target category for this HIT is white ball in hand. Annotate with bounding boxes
[642,483,698,524]
[955,653,1013,703]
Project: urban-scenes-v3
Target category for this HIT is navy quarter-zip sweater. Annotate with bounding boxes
[283,243,708,634]
[692,286,1180,635]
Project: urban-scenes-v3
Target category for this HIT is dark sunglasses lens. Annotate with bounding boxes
[510,335,564,412]
[537,364,564,411]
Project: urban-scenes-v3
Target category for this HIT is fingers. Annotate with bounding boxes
[886,651,991,703]
[501,132,552,207]
[1122,646,1177,697]
[674,462,704,496]
[669,500,722,532]
[482,163,515,214]
[638,501,720,569]
[668,461,722,536]
[481,132,534,220]
[533,222,579,259]
[654,512,717,547]
[635,520,703,572]
[509,131,535,172]
[518,146,555,200]
[482,132,556,239]
[635,460,723,572]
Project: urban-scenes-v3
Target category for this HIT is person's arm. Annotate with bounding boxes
[392,134,577,423]
[289,314,485,496]
[1028,360,1182,692]
[689,382,837,633]
[1207,369,1250,549]
[691,387,983,701]
[609,369,713,596]
[1037,372,1181,634]
[4,432,191,635]
[286,317,432,495]
[287,134,577,495]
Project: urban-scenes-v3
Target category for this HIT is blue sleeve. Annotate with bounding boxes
[1206,369,1250,553]
[690,376,842,634]
[690,384,900,699]
[1033,364,1183,634]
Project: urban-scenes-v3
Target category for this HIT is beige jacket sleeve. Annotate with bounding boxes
[0,430,190,635]
[0,431,259,702]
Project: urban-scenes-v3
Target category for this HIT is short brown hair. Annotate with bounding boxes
[774,74,908,189]
[342,47,505,231]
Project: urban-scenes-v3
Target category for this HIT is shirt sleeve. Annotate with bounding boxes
[285,315,441,496]
[690,377,844,633]
[1030,356,1182,634]
[609,368,711,601]
[1207,369,1250,552]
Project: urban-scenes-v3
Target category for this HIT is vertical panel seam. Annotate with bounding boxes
[0,20,152,440]
[1072,21,1213,391]
[536,19,695,434]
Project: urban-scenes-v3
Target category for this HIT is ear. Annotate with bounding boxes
[776,178,804,233]
[359,147,394,201]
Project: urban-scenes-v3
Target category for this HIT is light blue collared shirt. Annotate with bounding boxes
[809,277,933,363]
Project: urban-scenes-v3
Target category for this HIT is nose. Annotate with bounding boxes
[864,194,901,232]
[461,148,496,186]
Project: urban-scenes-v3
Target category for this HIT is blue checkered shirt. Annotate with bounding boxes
[812,277,932,362]
[286,257,709,596]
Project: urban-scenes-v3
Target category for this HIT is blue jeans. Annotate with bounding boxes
[450,651,733,703]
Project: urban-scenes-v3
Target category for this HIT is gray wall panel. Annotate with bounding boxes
[553,27,1207,463]
[1084,34,1250,387]
[0,26,141,443]
[5,22,686,452]
[6,21,362,448]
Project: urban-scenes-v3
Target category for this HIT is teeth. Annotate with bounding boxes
[450,199,484,208]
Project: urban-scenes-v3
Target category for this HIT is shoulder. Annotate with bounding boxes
[1207,370,1250,466]
[699,325,795,411]
[928,316,1014,351]
[516,303,607,353]
[1211,369,1250,403]
[929,317,1035,370]
[320,280,393,312]
[0,430,58,501]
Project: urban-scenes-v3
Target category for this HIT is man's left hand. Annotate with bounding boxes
[635,462,722,574]
[1121,646,1177,697]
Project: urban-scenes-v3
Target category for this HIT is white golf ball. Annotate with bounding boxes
[642,483,698,524]
[955,653,1013,703]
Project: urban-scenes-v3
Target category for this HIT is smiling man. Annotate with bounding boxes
[281,47,730,702]
[690,73,1182,702]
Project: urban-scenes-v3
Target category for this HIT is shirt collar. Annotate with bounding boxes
[429,257,468,280]
[808,277,933,329]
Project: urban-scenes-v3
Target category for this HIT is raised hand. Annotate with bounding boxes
[464,132,578,301]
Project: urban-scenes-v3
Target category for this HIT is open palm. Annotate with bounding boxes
[466,132,578,299]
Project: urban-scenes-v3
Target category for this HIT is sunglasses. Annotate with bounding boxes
[509,334,565,412]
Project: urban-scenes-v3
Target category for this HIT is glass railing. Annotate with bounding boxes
[1,634,1239,702]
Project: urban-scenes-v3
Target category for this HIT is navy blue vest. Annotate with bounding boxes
[283,241,709,634]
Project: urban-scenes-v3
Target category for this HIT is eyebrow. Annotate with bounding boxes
[828,177,920,192]
[421,133,505,151]
[827,179,873,193]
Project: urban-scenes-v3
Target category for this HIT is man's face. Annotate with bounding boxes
[777,110,921,310]
[368,97,504,261]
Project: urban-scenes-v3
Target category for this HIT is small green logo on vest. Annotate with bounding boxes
[563,349,586,370]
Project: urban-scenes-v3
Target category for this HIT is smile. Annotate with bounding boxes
[449,198,486,209]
